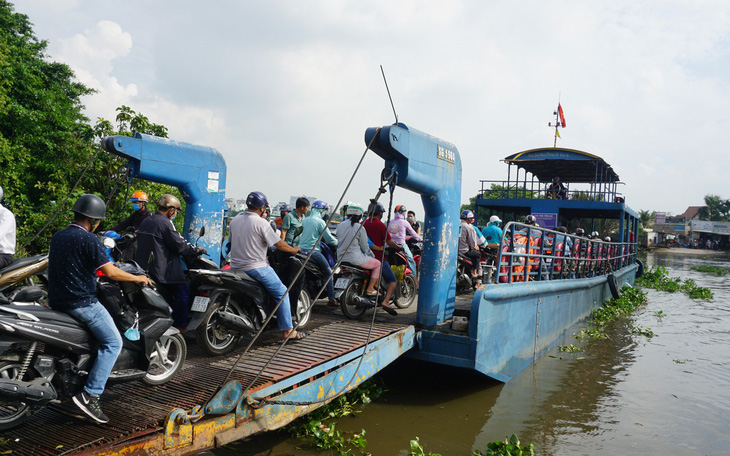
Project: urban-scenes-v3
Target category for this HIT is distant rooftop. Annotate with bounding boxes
[503,147,620,183]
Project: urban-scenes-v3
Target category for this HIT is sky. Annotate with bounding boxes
[11,0,730,217]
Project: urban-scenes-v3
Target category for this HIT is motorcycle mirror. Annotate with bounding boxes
[199,227,206,237]
[102,237,117,249]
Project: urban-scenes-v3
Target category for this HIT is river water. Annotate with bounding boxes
[213,251,730,455]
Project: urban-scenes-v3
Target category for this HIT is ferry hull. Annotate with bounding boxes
[410,264,638,382]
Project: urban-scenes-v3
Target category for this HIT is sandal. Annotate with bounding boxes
[365,290,378,296]
[285,331,308,342]
[327,299,339,307]
[380,305,398,316]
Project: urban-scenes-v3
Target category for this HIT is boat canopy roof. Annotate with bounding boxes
[502,148,619,183]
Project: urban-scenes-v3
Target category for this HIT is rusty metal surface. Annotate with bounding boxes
[0,310,412,456]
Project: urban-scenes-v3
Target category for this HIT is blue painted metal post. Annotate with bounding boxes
[101,133,228,266]
[365,124,462,327]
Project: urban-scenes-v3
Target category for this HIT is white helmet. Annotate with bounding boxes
[346,204,364,216]
[489,215,502,224]
[0,185,3,202]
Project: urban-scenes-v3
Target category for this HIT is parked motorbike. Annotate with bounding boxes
[100,230,137,263]
[0,261,186,430]
[334,262,379,320]
[0,254,49,306]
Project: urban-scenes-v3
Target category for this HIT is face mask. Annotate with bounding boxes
[132,203,140,211]
[407,216,415,223]
[171,213,177,221]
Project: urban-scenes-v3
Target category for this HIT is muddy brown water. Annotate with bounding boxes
[209,250,730,455]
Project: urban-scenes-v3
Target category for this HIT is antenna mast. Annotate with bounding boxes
[548,99,566,147]
[380,65,398,124]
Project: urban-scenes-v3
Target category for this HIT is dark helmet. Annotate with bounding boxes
[395,204,407,213]
[367,202,385,216]
[460,210,474,220]
[72,194,107,219]
[246,191,268,209]
[280,204,292,213]
[575,227,586,236]
[158,194,181,210]
[525,214,537,225]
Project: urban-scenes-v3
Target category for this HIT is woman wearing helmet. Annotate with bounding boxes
[110,190,152,232]
[387,204,422,277]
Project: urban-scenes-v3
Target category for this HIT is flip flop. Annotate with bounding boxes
[285,331,308,342]
[380,305,398,316]
[365,290,378,296]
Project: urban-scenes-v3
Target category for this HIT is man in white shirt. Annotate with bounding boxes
[0,186,16,270]
[229,191,304,341]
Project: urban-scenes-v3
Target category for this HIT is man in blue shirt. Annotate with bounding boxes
[49,194,151,424]
[297,200,338,306]
[481,215,503,245]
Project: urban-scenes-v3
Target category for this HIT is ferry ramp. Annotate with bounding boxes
[0,306,416,456]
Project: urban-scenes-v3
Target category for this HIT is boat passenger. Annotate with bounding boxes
[406,210,421,236]
[228,191,305,341]
[297,200,338,307]
[547,176,567,200]
[50,194,151,424]
[387,204,422,277]
[458,210,482,287]
[274,204,291,230]
[336,204,384,297]
[136,194,205,329]
[361,202,399,315]
[109,190,152,232]
[481,215,503,246]
[281,197,310,244]
[0,186,15,270]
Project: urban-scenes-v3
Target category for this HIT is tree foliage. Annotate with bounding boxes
[697,194,729,222]
[0,2,177,254]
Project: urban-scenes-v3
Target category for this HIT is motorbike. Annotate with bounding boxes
[0,253,49,306]
[100,230,137,263]
[0,261,186,430]
[456,252,477,293]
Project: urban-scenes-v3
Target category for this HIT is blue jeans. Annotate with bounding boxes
[246,266,293,331]
[381,259,397,284]
[67,300,123,397]
[301,249,335,300]
[401,243,417,276]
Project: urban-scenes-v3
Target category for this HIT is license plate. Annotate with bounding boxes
[191,296,210,312]
[335,278,350,289]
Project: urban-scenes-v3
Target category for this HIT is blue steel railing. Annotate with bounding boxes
[494,222,636,284]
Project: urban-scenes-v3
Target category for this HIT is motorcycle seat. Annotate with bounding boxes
[0,304,81,326]
[0,254,48,275]
[340,262,369,273]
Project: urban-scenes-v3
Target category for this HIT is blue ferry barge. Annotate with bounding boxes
[0,125,640,455]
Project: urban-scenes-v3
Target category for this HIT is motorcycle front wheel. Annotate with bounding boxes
[394,275,417,309]
[144,333,187,385]
[0,361,37,430]
[195,296,247,356]
[295,288,313,328]
[340,279,367,320]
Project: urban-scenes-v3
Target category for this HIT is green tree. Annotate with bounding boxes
[0,1,176,254]
[0,1,95,254]
[638,210,654,228]
[461,184,538,227]
[697,194,729,221]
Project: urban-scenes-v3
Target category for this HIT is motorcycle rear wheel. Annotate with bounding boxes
[295,289,313,328]
[340,279,367,320]
[196,296,246,356]
[0,361,36,431]
[394,275,417,309]
[144,333,187,385]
